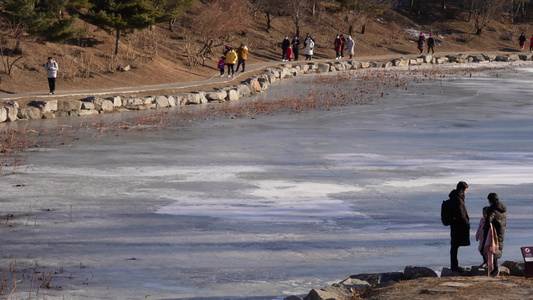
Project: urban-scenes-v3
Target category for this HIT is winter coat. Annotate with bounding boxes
[334,37,343,52]
[286,47,293,59]
[236,46,248,60]
[427,37,435,47]
[483,201,506,258]
[291,38,300,50]
[346,37,355,55]
[519,34,526,45]
[282,38,291,50]
[305,38,314,56]
[449,189,470,247]
[418,35,426,50]
[225,50,237,64]
[217,59,225,70]
[44,60,58,78]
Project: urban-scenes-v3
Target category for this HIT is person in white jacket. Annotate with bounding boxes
[304,36,315,60]
[44,57,58,95]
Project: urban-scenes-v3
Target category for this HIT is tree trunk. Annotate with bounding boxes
[169,19,177,32]
[442,0,447,10]
[115,29,120,56]
[266,12,271,33]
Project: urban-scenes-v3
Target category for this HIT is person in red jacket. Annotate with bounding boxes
[334,34,343,59]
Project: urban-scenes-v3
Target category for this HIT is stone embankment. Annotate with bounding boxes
[284,260,526,300]
[0,53,531,124]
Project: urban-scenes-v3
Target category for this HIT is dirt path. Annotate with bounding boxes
[363,276,533,299]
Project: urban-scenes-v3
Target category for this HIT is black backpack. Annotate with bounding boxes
[441,199,453,226]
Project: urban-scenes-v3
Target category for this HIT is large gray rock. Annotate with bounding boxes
[508,54,520,61]
[441,267,471,277]
[205,91,227,101]
[280,67,291,79]
[244,77,261,93]
[107,96,122,107]
[30,100,58,113]
[81,102,96,110]
[339,277,371,290]
[334,63,346,71]
[236,84,252,98]
[303,288,339,300]
[167,95,177,107]
[57,100,82,112]
[361,61,370,68]
[422,55,433,63]
[502,260,525,276]
[226,89,239,101]
[519,54,532,61]
[6,106,18,121]
[153,95,170,108]
[78,109,99,116]
[349,272,403,287]
[403,266,438,279]
[483,54,496,61]
[0,107,7,122]
[283,296,303,300]
[18,107,42,120]
[317,63,331,73]
[122,98,143,107]
[87,97,113,112]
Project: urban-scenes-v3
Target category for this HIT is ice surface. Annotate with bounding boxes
[1,64,533,299]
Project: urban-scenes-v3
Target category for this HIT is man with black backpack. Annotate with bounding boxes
[448,181,470,272]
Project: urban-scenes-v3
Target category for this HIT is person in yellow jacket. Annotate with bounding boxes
[236,44,248,72]
[225,47,238,77]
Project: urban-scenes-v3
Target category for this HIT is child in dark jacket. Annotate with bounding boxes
[218,56,226,77]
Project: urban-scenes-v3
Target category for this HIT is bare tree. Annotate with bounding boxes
[0,15,25,76]
[252,0,289,32]
[461,0,505,35]
[184,0,253,64]
[337,0,392,35]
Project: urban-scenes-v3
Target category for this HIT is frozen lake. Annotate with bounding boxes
[1,63,533,299]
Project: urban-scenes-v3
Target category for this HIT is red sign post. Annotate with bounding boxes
[521,247,533,278]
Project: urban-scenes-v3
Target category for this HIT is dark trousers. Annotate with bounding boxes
[48,77,56,93]
[451,244,459,268]
[227,64,234,75]
[427,46,434,54]
[219,68,224,76]
[236,59,246,72]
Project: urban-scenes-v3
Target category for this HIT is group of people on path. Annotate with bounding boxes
[417,32,436,55]
[281,33,316,62]
[448,181,507,276]
[218,44,249,77]
[518,32,533,52]
[334,34,355,59]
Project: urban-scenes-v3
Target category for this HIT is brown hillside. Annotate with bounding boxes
[0,2,530,96]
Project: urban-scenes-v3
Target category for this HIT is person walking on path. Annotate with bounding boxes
[448,181,470,273]
[236,44,248,72]
[225,47,237,77]
[427,34,435,54]
[346,35,355,59]
[44,56,58,95]
[304,36,315,61]
[291,36,300,61]
[217,56,226,77]
[530,35,533,52]
[483,193,506,276]
[417,32,426,55]
[519,32,526,50]
[340,34,346,58]
[281,36,291,61]
[334,34,343,59]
